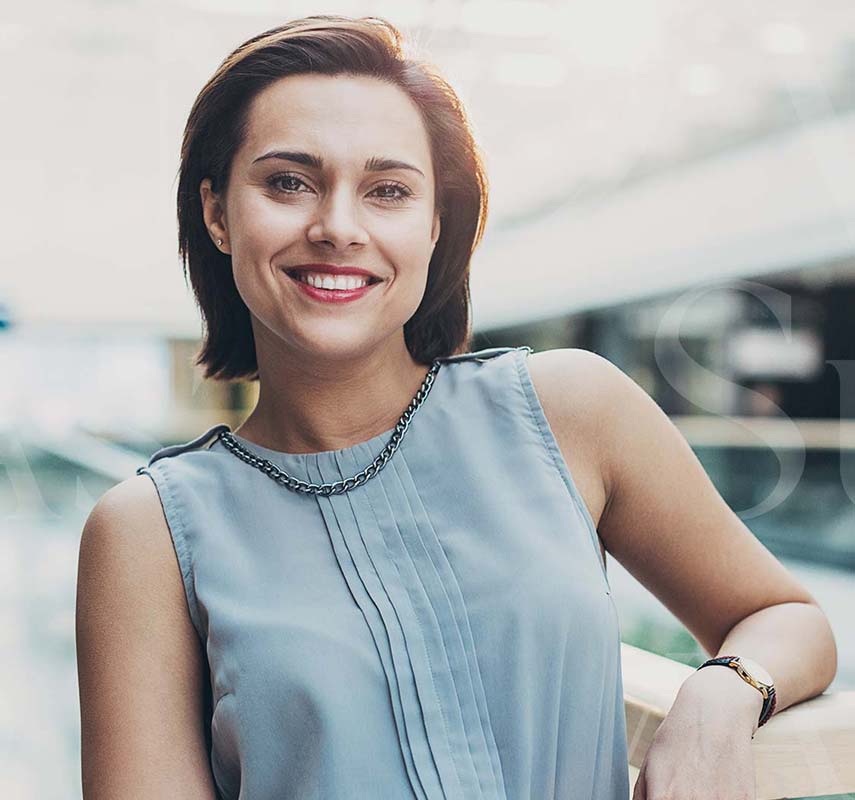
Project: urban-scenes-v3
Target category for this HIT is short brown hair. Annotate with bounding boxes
[177,15,489,381]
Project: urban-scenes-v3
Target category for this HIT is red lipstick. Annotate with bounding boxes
[283,267,381,304]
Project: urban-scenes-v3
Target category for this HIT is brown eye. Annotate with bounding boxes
[266,173,311,194]
[370,182,412,204]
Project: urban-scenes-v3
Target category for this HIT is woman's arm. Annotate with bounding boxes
[582,347,838,704]
[531,347,838,794]
[536,347,836,696]
[76,476,219,799]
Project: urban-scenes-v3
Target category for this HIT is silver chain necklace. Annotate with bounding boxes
[216,357,444,496]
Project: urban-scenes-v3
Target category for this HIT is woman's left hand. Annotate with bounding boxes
[631,667,761,800]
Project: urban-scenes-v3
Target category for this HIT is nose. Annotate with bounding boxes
[306,185,370,250]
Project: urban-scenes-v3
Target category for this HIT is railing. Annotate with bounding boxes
[622,644,855,798]
[670,416,855,451]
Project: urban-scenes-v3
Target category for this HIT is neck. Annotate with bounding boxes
[235,326,431,455]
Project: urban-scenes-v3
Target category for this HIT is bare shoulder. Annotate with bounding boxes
[525,347,656,498]
[78,474,181,602]
[523,347,629,539]
[77,471,196,669]
[525,347,625,424]
[84,472,167,536]
[76,475,217,796]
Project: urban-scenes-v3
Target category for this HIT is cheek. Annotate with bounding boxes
[399,237,434,286]
[376,215,435,264]
[230,259,273,325]
[227,201,292,313]
[386,240,433,314]
[232,196,306,252]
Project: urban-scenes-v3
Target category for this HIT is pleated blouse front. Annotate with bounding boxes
[137,346,630,800]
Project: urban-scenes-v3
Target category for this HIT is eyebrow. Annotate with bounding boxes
[251,149,425,178]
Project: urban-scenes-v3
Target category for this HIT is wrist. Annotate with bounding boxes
[679,665,764,732]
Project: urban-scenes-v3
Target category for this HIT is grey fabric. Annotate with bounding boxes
[138,346,630,799]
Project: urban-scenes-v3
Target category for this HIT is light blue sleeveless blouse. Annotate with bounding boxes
[137,346,629,799]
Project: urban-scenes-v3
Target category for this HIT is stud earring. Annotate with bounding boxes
[216,238,223,247]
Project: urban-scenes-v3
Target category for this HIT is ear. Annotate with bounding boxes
[200,177,231,254]
[431,211,441,249]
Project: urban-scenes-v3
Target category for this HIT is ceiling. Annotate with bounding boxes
[2,0,854,334]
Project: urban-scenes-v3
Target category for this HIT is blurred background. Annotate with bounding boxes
[2,0,854,797]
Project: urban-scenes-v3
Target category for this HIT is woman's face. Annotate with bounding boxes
[201,73,441,364]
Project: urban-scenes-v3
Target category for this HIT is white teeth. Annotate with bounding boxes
[293,271,371,290]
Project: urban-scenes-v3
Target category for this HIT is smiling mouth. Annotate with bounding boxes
[282,270,385,304]
[285,269,382,287]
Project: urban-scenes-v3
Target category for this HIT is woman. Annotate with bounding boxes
[75,15,837,800]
